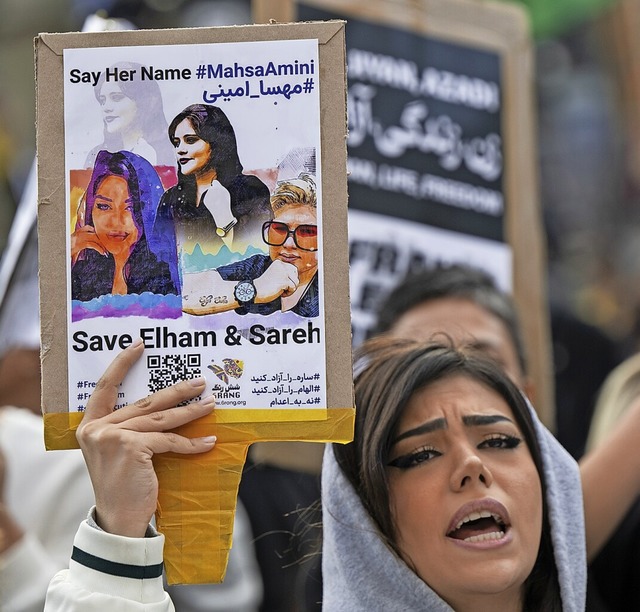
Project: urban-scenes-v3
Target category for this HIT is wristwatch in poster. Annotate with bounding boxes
[216,217,238,237]
[234,280,257,305]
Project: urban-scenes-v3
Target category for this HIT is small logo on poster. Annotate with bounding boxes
[208,358,244,385]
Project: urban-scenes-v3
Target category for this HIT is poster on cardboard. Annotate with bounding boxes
[63,38,326,423]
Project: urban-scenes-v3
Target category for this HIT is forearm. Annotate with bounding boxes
[182,272,239,315]
[580,396,640,560]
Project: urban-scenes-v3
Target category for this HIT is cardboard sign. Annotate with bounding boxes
[254,0,555,429]
[36,20,353,583]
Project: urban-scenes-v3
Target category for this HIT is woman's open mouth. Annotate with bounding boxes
[446,499,511,546]
[447,510,508,543]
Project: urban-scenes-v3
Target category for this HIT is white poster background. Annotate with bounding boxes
[63,39,326,420]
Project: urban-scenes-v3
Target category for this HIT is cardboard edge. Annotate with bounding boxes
[36,19,346,53]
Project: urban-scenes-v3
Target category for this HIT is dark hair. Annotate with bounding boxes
[168,103,243,187]
[85,150,144,233]
[79,150,180,292]
[334,336,561,611]
[373,263,528,376]
[93,62,173,166]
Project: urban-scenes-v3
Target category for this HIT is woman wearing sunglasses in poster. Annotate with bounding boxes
[182,173,319,317]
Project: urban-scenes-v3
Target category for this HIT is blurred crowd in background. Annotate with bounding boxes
[2,0,640,362]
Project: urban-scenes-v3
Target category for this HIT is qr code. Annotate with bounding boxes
[147,353,202,394]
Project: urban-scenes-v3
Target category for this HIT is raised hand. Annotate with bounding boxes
[76,339,216,537]
[70,225,108,259]
[203,180,235,227]
[254,259,299,302]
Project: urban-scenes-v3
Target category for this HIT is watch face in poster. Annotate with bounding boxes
[64,39,326,421]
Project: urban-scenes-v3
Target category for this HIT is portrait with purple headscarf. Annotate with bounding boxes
[71,150,180,304]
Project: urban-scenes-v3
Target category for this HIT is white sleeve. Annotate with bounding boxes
[0,533,58,612]
[45,518,174,612]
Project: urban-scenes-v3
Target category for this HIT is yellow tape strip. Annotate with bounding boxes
[44,408,355,450]
[155,442,250,584]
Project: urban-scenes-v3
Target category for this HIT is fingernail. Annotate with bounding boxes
[189,377,206,387]
[200,436,217,445]
[131,338,143,348]
[200,395,216,407]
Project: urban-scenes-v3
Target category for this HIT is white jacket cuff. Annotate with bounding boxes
[67,514,167,603]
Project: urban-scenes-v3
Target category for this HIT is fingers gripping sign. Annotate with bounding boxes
[76,338,217,538]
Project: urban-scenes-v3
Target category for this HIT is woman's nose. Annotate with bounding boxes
[113,209,128,226]
[449,448,493,491]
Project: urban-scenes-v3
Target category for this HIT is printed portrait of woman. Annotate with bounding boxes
[71,150,180,302]
[84,62,175,170]
[157,103,272,258]
[181,173,319,318]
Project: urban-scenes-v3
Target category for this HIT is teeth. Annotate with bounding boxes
[455,510,499,530]
[464,531,505,543]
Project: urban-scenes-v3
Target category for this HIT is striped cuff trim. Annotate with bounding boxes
[72,546,164,579]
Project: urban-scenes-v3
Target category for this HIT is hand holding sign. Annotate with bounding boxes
[76,339,217,537]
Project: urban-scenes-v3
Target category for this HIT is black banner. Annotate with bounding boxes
[299,4,505,242]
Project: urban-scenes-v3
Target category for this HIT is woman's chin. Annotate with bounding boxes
[104,244,133,258]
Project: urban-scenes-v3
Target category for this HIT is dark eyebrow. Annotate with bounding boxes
[392,417,447,445]
[391,414,514,446]
[94,195,135,206]
[462,414,514,427]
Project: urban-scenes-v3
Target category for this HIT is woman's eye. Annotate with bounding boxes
[95,203,110,211]
[479,435,522,450]
[111,94,125,102]
[388,447,440,469]
[185,136,200,145]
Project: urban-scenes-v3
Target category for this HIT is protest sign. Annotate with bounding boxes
[36,19,352,583]
[255,0,555,428]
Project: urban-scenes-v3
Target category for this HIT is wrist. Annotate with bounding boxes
[94,506,151,539]
[234,279,257,306]
[216,216,237,237]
